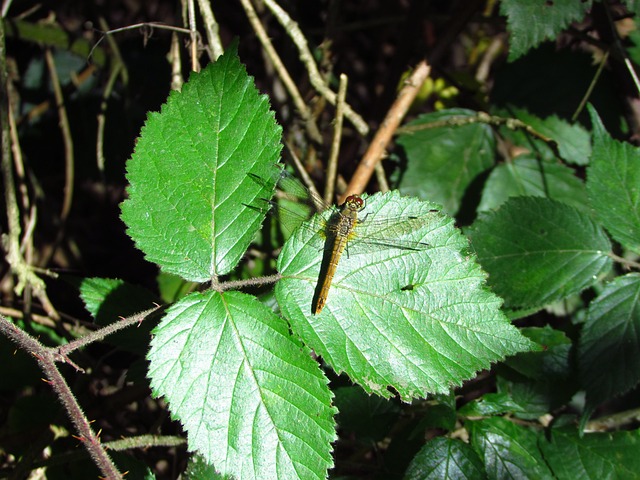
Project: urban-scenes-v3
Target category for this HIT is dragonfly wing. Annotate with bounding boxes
[347,213,438,253]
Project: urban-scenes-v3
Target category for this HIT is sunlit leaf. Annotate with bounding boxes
[121,45,282,282]
[276,191,536,400]
[148,291,336,480]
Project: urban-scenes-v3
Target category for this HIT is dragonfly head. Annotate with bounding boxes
[343,195,365,212]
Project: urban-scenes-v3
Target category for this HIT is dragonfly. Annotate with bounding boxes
[250,169,438,314]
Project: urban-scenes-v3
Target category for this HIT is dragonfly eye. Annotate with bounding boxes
[344,195,365,210]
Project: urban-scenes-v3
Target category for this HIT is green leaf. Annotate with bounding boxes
[121,46,282,282]
[539,426,640,480]
[503,326,572,381]
[79,277,158,322]
[469,417,554,479]
[496,327,576,419]
[79,277,160,354]
[500,0,592,61]
[404,437,485,480]
[468,196,612,308]
[478,155,588,213]
[578,273,640,406]
[334,386,400,442]
[496,108,591,165]
[458,392,526,417]
[397,108,495,215]
[624,0,640,16]
[147,290,336,480]
[587,105,640,253]
[276,191,536,400]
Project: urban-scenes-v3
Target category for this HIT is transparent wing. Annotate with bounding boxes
[250,167,437,251]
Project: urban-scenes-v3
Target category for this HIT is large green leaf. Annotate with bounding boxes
[578,273,640,406]
[275,191,536,400]
[539,426,640,480]
[396,108,495,215]
[469,417,554,479]
[587,105,640,254]
[404,437,485,480]
[121,46,282,282]
[478,155,588,213]
[147,291,336,480]
[500,0,592,61]
[469,196,612,308]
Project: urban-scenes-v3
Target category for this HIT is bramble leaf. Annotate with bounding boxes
[148,291,336,480]
[500,0,592,61]
[478,155,588,213]
[276,191,536,400]
[539,426,640,480]
[578,273,640,406]
[587,105,640,254]
[469,196,612,308]
[397,108,495,215]
[121,46,282,282]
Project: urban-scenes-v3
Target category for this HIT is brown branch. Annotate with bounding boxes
[342,59,431,202]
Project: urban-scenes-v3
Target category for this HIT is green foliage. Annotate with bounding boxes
[496,108,592,165]
[499,0,592,61]
[469,417,554,478]
[404,437,485,480]
[147,291,336,479]
[115,46,546,477]
[468,196,612,308]
[110,40,640,477]
[538,426,640,479]
[13,3,640,478]
[478,155,589,213]
[396,109,495,214]
[587,105,640,253]
[578,273,640,406]
[120,44,282,282]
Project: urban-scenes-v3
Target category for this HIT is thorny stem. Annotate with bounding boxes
[57,305,162,356]
[0,314,124,479]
